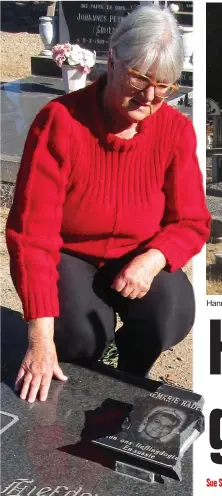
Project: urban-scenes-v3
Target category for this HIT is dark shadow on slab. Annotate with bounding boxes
[1,306,28,382]
[81,398,132,439]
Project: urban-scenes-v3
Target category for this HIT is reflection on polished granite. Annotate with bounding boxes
[1,76,64,158]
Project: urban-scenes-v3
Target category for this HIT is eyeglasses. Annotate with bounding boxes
[127,68,179,99]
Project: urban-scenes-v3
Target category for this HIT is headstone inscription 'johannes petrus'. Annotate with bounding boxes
[61,2,140,57]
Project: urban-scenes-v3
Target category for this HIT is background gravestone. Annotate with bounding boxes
[59,1,192,57]
[58,1,193,86]
[60,1,139,57]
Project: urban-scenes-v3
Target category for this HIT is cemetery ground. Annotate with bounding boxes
[1,31,43,81]
[1,32,194,392]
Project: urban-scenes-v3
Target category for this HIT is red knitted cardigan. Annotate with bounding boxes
[6,76,211,321]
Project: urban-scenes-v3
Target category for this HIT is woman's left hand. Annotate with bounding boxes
[111,249,166,299]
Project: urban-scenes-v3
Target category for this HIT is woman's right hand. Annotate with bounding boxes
[14,318,68,403]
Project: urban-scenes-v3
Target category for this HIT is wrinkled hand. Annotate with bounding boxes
[14,341,68,403]
[111,249,166,299]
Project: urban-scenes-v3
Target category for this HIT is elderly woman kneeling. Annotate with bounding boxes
[6,5,210,402]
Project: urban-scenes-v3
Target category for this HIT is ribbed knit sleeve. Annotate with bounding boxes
[145,119,211,271]
[6,102,71,321]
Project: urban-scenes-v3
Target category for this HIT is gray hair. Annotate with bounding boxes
[109,5,184,83]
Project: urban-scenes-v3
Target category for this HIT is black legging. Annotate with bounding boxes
[54,251,195,376]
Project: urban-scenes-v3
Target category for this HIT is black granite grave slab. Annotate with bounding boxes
[0,306,196,494]
[31,57,62,78]
[1,365,194,496]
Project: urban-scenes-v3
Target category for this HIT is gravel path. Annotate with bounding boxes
[207,196,222,217]
[1,31,43,80]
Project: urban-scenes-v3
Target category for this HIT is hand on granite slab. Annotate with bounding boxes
[14,319,68,402]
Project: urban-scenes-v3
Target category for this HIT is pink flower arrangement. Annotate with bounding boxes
[52,43,96,74]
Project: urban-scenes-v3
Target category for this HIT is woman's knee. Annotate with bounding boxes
[148,269,195,350]
[117,269,195,354]
[54,309,115,362]
[149,269,194,307]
